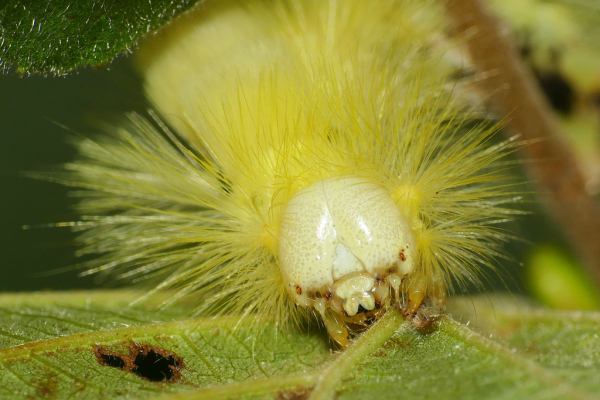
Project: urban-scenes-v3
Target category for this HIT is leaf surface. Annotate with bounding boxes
[0,0,202,75]
[1,292,599,400]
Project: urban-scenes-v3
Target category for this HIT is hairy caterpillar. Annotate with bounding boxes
[60,0,519,347]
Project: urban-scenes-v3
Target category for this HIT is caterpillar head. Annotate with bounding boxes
[278,176,428,346]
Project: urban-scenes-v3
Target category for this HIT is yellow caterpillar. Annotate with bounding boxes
[63,0,519,346]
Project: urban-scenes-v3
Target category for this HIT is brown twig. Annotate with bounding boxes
[443,0,600,288]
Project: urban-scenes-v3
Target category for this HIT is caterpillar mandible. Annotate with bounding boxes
[63,0,519,347]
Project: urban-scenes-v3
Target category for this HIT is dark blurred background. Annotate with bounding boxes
[0,56,148,291]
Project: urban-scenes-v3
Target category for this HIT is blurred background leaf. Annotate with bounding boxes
[526,245,600,310]
[0,0,203,75]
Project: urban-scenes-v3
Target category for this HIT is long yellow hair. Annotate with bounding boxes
[60,0,520,331]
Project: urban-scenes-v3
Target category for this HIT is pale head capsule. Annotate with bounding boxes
[278,176,418,345]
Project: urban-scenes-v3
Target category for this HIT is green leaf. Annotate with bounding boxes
[2,292,600,399]
[526,245,600,310]
[0,0,203,75]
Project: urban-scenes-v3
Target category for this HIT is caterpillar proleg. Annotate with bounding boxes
[63,0,519,346]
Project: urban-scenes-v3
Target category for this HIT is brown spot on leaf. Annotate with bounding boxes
[402,305,441,333]
[372,336,416,356]
[35,374,58,399]
[276,386,312,400]
[93,342,184,383]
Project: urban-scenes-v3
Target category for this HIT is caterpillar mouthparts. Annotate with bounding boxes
[60,0,520,347]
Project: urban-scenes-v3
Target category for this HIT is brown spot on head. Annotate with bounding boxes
[295,285,302,295]
[325,291,333,300]
[399,251,406,262]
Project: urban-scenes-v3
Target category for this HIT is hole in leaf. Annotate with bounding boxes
[132,349,179,382]
[100,353,126,369]
[94,342,184,382]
